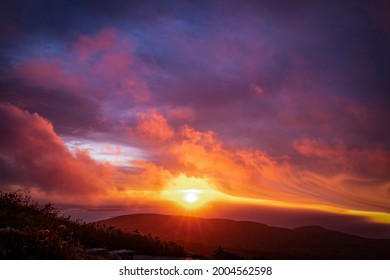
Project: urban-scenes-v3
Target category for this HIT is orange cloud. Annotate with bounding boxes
[119,109,390,218]
[1,102,389,223]
[135,109,175,141]
[125,116,388,218]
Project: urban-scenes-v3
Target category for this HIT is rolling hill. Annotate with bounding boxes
[96,213,390,259]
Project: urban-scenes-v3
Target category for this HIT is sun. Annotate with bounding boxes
[175,188,206,209]
[182,189,200,204]
[161,174,223,209]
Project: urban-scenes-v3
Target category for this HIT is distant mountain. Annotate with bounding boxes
[96,213,390,259]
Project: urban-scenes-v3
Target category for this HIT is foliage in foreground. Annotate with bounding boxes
[212,246,244,260]
[0,190,186,259]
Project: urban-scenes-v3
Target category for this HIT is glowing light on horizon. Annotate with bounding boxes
[158,174,390,224]
[182,189,201,204]
[161,174,223,209]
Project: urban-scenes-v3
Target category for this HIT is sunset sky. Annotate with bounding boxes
[1,0,389,237]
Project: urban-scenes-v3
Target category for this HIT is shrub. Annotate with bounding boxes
[0,190,185,259]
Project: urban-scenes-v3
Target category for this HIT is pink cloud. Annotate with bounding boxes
[164,106,195,122]
[15,59,85,93]
[293,137,349,166]
[13,28,150,104]
[250,83,265,98]
[293,136,390,179]
[75,28,117,61]
[0,103,116,198]
[0,103,184,205]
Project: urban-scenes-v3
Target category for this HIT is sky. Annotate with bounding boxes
[1,0,390,237]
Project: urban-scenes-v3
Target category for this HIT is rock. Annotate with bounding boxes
[0,227,29,237]
[109,249,136,260]
[86,248,109,257]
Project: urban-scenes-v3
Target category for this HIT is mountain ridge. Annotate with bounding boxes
[96,213,390,259]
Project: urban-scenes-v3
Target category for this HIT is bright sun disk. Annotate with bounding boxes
[182,190,201,204]
[161,175,223,209]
